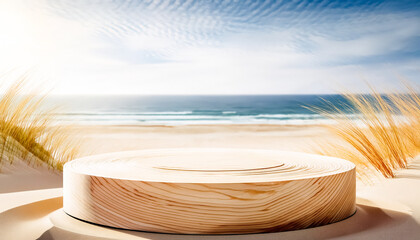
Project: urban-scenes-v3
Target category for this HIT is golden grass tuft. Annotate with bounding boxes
[310,82,420,179]
[0,77,80,172]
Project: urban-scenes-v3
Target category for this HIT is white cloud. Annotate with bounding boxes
[0,0,419,95]
[52,40,420,95]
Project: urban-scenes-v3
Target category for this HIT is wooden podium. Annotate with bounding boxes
[63,148,356,234]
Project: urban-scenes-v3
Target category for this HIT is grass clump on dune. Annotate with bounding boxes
[311,82,419,179]
[0,77,79,172]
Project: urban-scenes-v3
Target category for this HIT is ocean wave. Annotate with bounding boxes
[54,113,337,126]
[55,112,408,126]
[256,114,323,119]
[58,111,193,116]
[136,111,193,115]
[55,118,337,126]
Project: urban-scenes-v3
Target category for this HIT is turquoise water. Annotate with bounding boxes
[49,95,353,125]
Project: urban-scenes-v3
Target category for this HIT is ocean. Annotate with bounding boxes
[48,95,352,125]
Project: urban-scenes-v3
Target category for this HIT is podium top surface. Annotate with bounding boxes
[65,148,355,183]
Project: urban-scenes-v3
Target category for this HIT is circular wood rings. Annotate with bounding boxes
[63,148,356,234]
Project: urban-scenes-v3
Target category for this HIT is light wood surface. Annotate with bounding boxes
[63,148,356,234]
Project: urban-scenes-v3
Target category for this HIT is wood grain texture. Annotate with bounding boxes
[63,148,356,234]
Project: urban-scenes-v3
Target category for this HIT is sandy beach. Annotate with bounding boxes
[73,124,333,155]
[0,124,419,239]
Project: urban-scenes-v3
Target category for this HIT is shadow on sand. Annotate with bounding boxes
[34,197,420,240]
[1,192,419,240]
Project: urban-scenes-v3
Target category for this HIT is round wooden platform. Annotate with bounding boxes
[63,148,356,234]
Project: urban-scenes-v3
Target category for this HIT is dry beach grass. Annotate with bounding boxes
[312,82,420,179]
[0,77,79,171]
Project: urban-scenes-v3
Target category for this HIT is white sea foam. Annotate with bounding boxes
[54,113,338,126]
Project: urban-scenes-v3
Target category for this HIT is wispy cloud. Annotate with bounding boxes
[0,0,419,94]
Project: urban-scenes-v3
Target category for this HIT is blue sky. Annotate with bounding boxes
[0,0,419,94]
